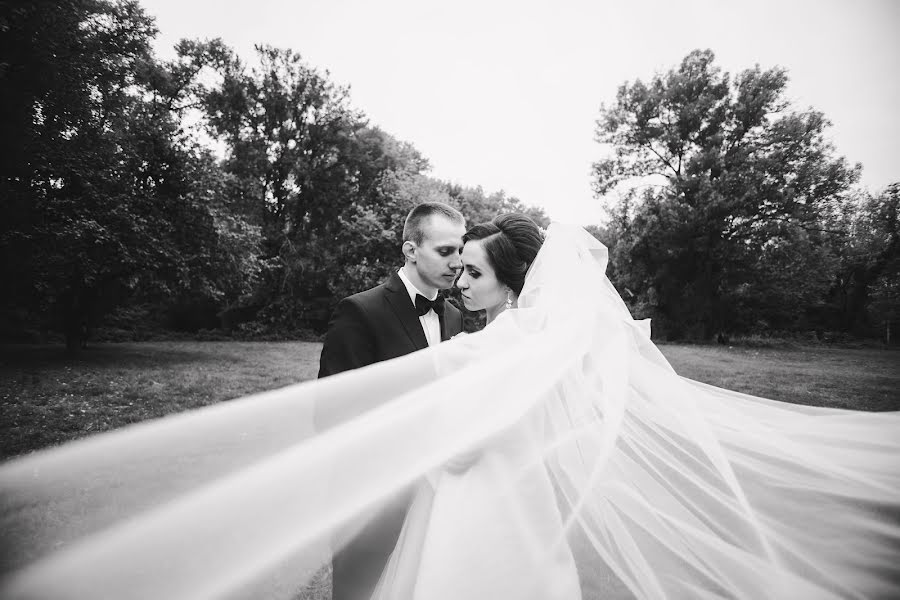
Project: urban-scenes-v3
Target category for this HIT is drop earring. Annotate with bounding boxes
[505,290,513,310]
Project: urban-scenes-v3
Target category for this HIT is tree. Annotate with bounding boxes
[187,43,445,329]
[827,184,900,337]
[869,273,900,345]
[1,0,159,350]
[593,50,859,339]
[189,43,367,242]
[188,40,553,331]
[0,1,254,349]
[448,184,550,229]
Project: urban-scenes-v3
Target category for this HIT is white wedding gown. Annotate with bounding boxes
[1,223,899,600]
[372,398,582,600]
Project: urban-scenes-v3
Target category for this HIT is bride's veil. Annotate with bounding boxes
[2,223,899,599]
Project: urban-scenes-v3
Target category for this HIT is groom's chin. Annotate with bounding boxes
[439,275,459,288]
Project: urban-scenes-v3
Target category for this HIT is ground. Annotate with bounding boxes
[1,340,897,599]
[2,340,897,460]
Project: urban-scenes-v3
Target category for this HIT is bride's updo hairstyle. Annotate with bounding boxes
[462,213,544,295]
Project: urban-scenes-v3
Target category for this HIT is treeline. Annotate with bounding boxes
[591,50,898,343]
[1,0,547,350]
[1,3,896,350]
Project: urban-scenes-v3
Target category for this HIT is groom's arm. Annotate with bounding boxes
[318,298,377,379]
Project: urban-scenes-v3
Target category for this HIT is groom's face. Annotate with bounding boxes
[409,215,466,292]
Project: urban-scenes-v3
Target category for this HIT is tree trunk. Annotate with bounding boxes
[702,242,718,341]
[63,303,84,356]
[843,268,871,333]
[65,330,81,356]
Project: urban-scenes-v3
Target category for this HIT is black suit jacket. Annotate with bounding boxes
[318,271,463,378]
[317,271,462,600]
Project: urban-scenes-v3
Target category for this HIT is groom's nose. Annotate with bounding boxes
[449,253,462,270]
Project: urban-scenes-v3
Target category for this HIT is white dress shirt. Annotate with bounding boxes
[397,268,441,347]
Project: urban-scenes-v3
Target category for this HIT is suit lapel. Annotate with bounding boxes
[384,272,429,351]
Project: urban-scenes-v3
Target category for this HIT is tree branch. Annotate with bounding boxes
[642,143,680,178]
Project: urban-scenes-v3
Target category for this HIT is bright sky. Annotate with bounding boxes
[142,0,899,225]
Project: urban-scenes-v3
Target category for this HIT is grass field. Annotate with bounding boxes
[1,340,898,460]
[658,342,900,411]
[0,341,321,460]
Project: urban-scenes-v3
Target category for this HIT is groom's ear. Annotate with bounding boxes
[402,240,417,262]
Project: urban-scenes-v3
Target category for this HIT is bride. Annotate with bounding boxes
[1,215,899,600]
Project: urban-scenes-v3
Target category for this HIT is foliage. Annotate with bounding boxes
[182,41,549,332]
[825,184,900,338]
[2,0,161,350]
[11,21,890,345]
[449,184,550,229]
[594,50,860,339]
[0,2,261,349]
[1,10,551,346]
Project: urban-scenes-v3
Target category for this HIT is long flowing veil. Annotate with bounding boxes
[2,223,899,599]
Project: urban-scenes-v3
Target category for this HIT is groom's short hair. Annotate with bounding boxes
[403,202,465,245]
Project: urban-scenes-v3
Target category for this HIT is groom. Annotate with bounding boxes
[318,201,466,600]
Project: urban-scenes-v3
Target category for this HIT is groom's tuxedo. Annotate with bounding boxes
[318,271,463,600]
[319,271,463,376]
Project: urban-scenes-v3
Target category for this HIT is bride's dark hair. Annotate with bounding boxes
[462,213,544,295]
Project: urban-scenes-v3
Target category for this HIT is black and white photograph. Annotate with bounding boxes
[1,1,899,598]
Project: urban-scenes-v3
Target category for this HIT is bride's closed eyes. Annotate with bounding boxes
[456,240,509,319]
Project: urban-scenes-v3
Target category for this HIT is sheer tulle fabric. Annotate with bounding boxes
[2,224,899,599]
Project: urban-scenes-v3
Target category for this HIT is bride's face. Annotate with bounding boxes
[456,240,508,313]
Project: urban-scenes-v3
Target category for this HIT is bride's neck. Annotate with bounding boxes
[485,303,510,325]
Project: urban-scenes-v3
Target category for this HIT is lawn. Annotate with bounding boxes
[658,342,900,411]
[2,341,898,460]
[0,341,322,460]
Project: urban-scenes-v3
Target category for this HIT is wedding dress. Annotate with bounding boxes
[2,224,899,600]
[371,370,582,600]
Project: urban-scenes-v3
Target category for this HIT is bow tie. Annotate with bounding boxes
[415,294,445,317]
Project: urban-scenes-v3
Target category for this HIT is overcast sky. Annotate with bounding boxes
[141,0,899,225]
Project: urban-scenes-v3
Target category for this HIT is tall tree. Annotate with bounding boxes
[594,50,859,338]
[447,184,550,229]
[0,1,251,349]
[187,43,438,328]
[1,0,158,349]
[188,43,366,242]
[826,184,900,337]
